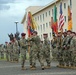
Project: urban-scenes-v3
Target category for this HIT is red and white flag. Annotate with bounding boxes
[59,2,64,30]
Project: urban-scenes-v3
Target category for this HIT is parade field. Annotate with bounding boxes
[0,60,76,75]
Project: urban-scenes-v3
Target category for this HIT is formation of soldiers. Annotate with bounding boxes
[19,31,51,70]
[0,30,76,70]
[51,30,76,69]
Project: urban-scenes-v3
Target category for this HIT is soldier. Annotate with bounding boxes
[12,37,19,62]
[43,34,51,69]
[62,32,67,68]
[9,42,13,62]
[70,32,76,69]
[5,42,9,61]
[19,33,28,70]
[64,30,72,68]
[51,36,57,60]
[56,31,63,68]
[30,31,44,70]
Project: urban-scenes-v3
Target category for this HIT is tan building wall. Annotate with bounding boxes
[72,0,76,31]
[21,0,75,40]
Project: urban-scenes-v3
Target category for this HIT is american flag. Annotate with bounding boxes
[59,2,64,30]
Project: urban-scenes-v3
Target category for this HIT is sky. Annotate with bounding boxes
[0,0,53,44]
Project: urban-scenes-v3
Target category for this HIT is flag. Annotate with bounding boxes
[53,5,58,34]
[27,11,37,37]
[68,6,72,30]
[59,2,64,30]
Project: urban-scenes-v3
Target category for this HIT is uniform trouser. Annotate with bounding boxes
[72,57,76,66]
[29,50,32,66]
[57,49,64,66]
[1,52,4,59]
[64,50,70,66]
[6,52,9,61]
[31,50,44,68]
[43,50,51,66]
[21,49,26,67]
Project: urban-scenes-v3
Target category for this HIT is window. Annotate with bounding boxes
[50,33,51,38]
[64,16,66,22]
[40,15,42,21]
[46,23,48,28]
[38,25,39,30]
[38,16,39,20]
[43,14,44,21]
[49,11,50,16]
[40,25,42,32]
[46,12,47,17]
[52,9,53,15]
[64,3,66,9]
[49,22,51,27]
[70,0,72,7]
[43,24,45,31]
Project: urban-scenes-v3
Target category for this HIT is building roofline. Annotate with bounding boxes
[21,0,60,24]
[32,0,60,15]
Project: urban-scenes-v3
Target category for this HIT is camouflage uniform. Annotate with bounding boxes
[70,33,76,68]
[43,34,51,68]
[30,35,44,70]
[65,35,72,67]
[5,42,9,61]
[19,33,28,69]
[51,36,57,60]
[13,40,19,62]
[56,33,63,67]
[8,42,13,62]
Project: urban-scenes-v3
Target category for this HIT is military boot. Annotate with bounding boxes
[45,65,51,69]
[21,66,27,70]
[30,66,36,70]
[41,66,44,70]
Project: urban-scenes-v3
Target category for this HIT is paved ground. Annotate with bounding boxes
[0,60,76,75]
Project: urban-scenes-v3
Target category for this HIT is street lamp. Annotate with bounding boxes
[14,21,19,33]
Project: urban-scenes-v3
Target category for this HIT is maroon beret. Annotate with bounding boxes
[21,33,26,36]
[43,33,48,36]
[67,30,72,33]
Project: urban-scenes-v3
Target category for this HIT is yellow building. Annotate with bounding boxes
[21,0,75,40]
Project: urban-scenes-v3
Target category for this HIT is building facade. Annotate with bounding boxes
[21,0,75,40]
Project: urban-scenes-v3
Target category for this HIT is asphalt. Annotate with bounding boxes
[0,60,76,75]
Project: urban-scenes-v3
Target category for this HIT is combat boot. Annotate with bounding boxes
[57,65,61,68]
[30,66,36,70]
[44,65,51,69]
[65,65,69,68]
[41,66,44,70]
[21,66,27,70]
[30,65,32,68]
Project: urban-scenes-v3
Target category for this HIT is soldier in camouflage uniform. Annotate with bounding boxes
[12,37,19,62]
[70,32,76,69]
[19,33,28,70]
[65,30,72,68]
[51,36,57,60]
[43,34,51,69]
[30,31,44,70]
[9,42,13,62]
[5,42,9,61]
[56,32,63,67]
[62,32,67,68]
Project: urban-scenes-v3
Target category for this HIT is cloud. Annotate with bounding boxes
[0,0,15,10]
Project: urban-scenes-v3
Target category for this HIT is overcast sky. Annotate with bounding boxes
[0,0,53,44]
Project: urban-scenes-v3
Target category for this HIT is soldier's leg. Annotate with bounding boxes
[38,51,44,70]
[6,52,9,61]
[21,53,26,70]
[29,50,32,68]
[45,50,51,68]
[31,51,37,70]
